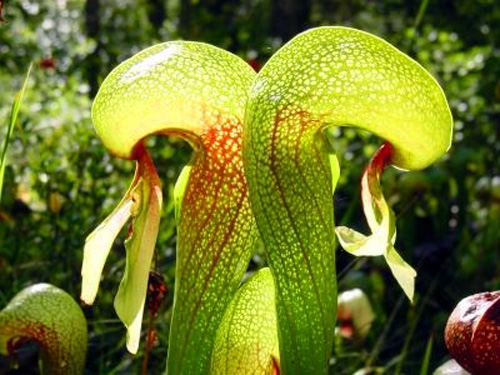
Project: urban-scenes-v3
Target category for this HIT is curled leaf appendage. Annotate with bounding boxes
[336,142,417,300]
[0,284,87,375]
[80,42,258,374]
[243,27,452,374]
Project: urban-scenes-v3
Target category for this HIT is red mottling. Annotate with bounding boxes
[5,322,60,366]
[205,127,218,145]
[445,291,500,375]
[169,107,252,369]
[471,296,500,374]
[7,336,32,357]
[362,141,394,186]
[360,142,394,218]
[182,112,247,278]
[183,109,246,208]
[25,323,57,351]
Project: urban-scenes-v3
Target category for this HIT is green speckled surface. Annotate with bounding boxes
[243,27,452,375]
[87,42,259,375]
[0,284,87,375]
[211,268,279,375]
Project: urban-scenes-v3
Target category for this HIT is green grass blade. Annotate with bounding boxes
[0,63,32,202]
[420,335,434,375]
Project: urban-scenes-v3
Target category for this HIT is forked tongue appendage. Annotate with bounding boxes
[81,144,163,353]
[114,144,163,354]
[336,142,416,301]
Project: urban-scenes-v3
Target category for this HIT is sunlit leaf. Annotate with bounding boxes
[81,168,141,305]
[385,247,416,300]
[173,164,191,224]
[244,27,452,374]
[86,42,257,374]
[335,226,387,257]
[329,153,340,194]
[114,149,162,353]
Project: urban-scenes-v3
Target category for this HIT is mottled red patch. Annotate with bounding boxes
[183,114,247,297]
[5,321,59,368]
[471,297,500,374]
[205,126,218,145]
[7,336,33,357]
[445,291,500,375]
[168,106,253,371]
[362,141,393,186]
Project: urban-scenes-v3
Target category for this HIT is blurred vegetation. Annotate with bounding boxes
[0,0,499,374]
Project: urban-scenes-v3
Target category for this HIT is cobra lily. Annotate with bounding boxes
[243,27,452,374]
[80,42,258,375]
[0,284,87,375]
[0,26,455,375]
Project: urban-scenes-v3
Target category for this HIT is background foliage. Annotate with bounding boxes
[0,0,499,374]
